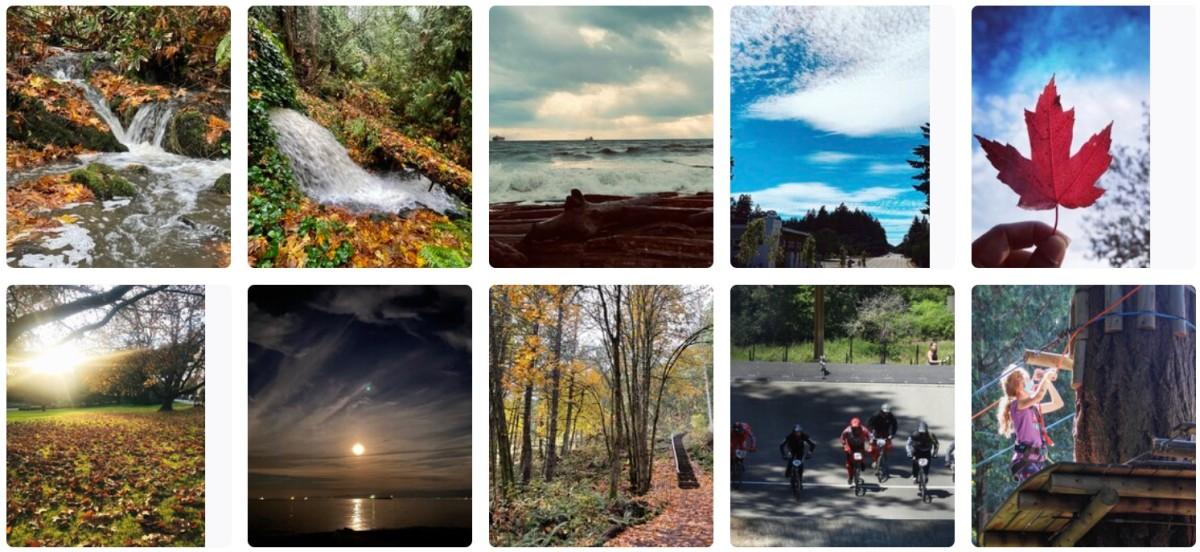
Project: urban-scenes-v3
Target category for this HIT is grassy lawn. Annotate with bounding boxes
[6,406,203,546]
[7,402,194,422]
[732,339,955,365]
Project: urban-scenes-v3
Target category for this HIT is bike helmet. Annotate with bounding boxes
[850,417,862,428]
[918,421,929,433]
[793,424,803,433]
[881,403,891,413]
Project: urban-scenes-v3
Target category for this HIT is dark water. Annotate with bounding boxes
[249,497,470,536]
[490,139,713,203]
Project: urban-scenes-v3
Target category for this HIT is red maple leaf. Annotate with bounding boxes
[975,76,1112,227]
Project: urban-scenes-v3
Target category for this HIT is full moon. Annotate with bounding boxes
[351,442,365,456]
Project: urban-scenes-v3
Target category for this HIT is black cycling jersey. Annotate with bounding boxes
[779,432,816,457]
[867,411,898,438]
[909,431,939,457]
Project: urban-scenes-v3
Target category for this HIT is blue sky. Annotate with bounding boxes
[972,6,1149,267]
[731,6,929,245]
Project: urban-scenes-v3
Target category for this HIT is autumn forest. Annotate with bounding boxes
[490,285,713,546]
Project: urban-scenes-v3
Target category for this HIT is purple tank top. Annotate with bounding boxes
[1011,401,1043,446]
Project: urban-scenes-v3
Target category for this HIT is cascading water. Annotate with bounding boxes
[268,108,457,215]
[7,50,230,268]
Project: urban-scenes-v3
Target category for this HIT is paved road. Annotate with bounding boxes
[730,379,955,546]
[821,253,914,268]
[733,361,955,384]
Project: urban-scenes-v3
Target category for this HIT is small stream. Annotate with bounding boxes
[8,50,230,268]
[268,108,457,215]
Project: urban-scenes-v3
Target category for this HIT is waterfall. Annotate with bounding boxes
[47,56,173,149]
[268,108,456,214]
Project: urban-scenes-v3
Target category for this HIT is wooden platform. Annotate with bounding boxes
[489,192,713,268]
[671,432,701,490]
[981,462,1196,546]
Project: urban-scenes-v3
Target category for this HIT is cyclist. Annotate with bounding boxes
[778,424,816,479]
[907,421,940,482]
[866,403,898,468]
[840,417,871,486]
[732,422,757,457]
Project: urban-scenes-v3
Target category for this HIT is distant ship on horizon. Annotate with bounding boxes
[584,136,594,142]
[491,135,505,141]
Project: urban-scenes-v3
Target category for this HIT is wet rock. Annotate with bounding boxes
[126,164,151,176]
[212,173,231,195]
[69,163,136,200]
[163,108,229,159]
[6,88,126,152]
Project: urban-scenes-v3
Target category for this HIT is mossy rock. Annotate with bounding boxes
[126,164,151,176]
[212,173,231,195]
[6,90,126,152]
[163,109,229,159]
[69,163,136,200]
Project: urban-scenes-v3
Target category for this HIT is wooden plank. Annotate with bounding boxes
[1152,438,1196,460]
[983,531,1048,547]
[1048,473,1196,500]
[1072,289,1090,389]
[1136,286,1158,330]
[1104,285,1124,333]
[1024,349,1074,371]
[1169,285,1189,336]
[1020,492,1196,516]
[1050,487,1119,546]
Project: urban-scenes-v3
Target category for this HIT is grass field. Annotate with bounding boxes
[6,405,204,546]
[7,403,194,422]
[731,339,955,365]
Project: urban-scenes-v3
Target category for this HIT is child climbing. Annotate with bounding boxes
[997,365,1064,481]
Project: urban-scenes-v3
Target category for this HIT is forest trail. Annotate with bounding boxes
[605,456,712,547]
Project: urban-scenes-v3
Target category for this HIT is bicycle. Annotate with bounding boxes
[851,450,866,496]
[916,456,931,503]
[732,449,747,489]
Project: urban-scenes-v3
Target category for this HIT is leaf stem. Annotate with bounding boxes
[1053,205,1059,234]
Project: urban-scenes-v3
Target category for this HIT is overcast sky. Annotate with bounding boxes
[489,6,713,140]
[248,286,471,500]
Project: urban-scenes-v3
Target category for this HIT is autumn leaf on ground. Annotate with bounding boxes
[204,115,229,144]
[975,76,1112,220]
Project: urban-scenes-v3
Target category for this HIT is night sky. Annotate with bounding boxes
[248,286,471,499]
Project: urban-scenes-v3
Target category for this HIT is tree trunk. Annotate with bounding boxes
[544,294,565,481]
[519,383,534,485]
[158,397,174,411]
[561,371,576,458]
[489,290,514,489]
[1074,285,1195,546]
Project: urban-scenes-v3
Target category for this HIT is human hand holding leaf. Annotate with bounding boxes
[975,76,1112,232]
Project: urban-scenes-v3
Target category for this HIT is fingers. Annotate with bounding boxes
[973,221,1070,268]
[1028,232,1070,267]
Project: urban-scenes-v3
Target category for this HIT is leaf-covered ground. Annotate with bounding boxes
[6,407,204,547]
[6,174,96,252]
[604,457,712,547]
[490,450,712,547]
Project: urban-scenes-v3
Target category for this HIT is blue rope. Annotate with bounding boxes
[972,413,1076,470]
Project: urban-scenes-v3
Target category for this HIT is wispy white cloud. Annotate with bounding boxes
[866,162,913,175]
[807,151,858,164]
[732,6,929,136]
[737,181,914,216]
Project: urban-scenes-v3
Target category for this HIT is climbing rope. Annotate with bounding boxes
[972,286,1144,421]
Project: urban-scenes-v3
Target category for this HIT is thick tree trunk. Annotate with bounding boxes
[489,291,514,488]
[1074,285,1195,546]
[158,397,174,412]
